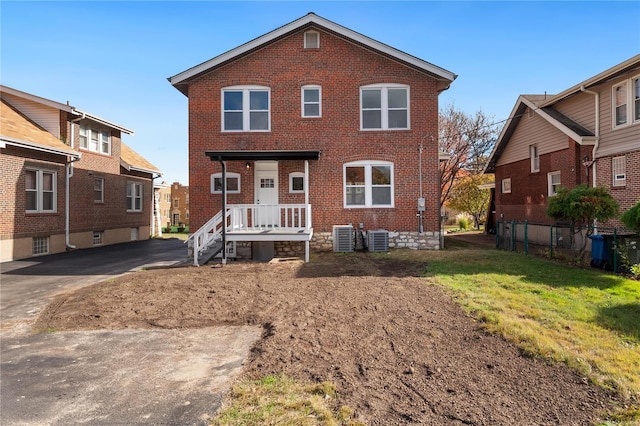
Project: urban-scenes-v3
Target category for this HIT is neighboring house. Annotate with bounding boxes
[0,85,162,262]
[485,55,640,228]
[168,13,456,264]
[154,180,171,234]
[170,181,189,227]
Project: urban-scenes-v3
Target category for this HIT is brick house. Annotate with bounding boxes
[484,55,640,229]
[169,181,189,228]
[1,85,162,262]
[168,13,456,264]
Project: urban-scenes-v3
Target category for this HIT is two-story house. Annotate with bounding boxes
[1,85,162,262]
[169,13,456,264]
[485,55,640,229]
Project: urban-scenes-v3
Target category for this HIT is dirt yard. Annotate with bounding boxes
[35,251,620,425]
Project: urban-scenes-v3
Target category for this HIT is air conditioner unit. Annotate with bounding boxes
[367,230,389,252]
[333,225,354,252]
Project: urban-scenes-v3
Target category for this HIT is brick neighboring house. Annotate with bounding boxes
[1,85,162,262]
[484,55,640,229]
[168,13,456,264]
[170,181,189,228]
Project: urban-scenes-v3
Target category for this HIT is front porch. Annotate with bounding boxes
[187,203,313,266]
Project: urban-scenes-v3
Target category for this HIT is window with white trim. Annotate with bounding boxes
[126,181,143,212]
[548,171,561,196]
[360,84,409,130]
[173,198,179,208]
[612,156,626,187]
[634,76,640,122]
[79,124,111,155]
[26,169,56,213]
[32,236,49,256]
[222,86,270,131]
[211,172,241,193]
[530,145,539,172]
[94,178,104,203]
[501,178,511,194]
[344,161,393,208]
[289,172,305,193]
[304,30,319,48]
[613,81,628,127]
[302,85,321,117]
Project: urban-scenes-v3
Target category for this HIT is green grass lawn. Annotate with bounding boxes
[422,238,640,423]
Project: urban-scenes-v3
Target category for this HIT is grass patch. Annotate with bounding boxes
[211,375,363,425]
[411,240,639,420]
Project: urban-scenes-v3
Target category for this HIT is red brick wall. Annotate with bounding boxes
[494,138,591,225]
[596,150,640,228]
[187,28,441,234]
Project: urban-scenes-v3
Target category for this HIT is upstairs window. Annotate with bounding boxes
[302,85,321,117]
[304,31,319,48]
[613,82,628,127]
[634,76,640,122]
[222,86,270,132]
[530,145,539,172]
[26,169,56,213]
[126,181,143,212]
[360,84,409,130]
[344,161,393,208]
[612,156,626,187]
[79,124,111,155]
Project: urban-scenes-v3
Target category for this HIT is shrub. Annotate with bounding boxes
[458,217,469,230]
[621,201,640,233]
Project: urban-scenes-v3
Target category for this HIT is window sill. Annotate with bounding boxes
[25,212,59,216]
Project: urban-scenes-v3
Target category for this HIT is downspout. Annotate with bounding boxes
[580,86,600,234]
[66,113,85,250]
[580,86,600,187]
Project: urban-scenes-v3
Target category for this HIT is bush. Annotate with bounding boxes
[621,201,640,233]
[458,217,469,230]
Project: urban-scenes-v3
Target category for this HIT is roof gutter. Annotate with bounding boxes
[580,85,599,187]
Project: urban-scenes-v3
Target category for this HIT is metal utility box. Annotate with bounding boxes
[252,241,274,261]
[367,230,389,252]
[333,225,354,252]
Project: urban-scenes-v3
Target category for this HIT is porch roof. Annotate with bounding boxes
[205,150,320,161]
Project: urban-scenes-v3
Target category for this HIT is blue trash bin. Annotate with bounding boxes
[589,234,606,269]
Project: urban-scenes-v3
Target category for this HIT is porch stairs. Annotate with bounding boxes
[186,210,227,266]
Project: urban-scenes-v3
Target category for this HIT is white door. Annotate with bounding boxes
[254,161,279,227]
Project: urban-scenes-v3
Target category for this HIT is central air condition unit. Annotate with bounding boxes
[333,225,354,252]
[367,230,389,252]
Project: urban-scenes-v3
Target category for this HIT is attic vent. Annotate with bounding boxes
[304,31,319,49]
[367,230,389,252]
[333,225,354,252]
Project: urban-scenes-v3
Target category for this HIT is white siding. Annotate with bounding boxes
[596,73,640,158]
[1,93,61,137]
[554,92,596,132]
[496,107,568,166]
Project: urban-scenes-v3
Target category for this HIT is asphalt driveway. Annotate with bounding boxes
[0,238,260,425]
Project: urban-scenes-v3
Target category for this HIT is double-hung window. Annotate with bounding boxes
[126,182,143,212]
[289,172,305,193]
[302,85,321,117]
[530,145,539,172]
[612,75,640,128]
[79,124,111,154]
[94,178,104,203]
[344,161,393,208]
[360,84,409,130]
[222,86,270,131]
[26,169,56,213]
[612,156,626,187]
[501,178,511,194]
[548,171,561,196]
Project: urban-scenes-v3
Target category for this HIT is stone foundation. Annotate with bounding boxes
[310,230,441,251]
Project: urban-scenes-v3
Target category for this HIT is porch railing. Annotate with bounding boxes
[186,204,312,266]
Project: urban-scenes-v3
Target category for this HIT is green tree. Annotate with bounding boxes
[447,174,493,230]
[547,185,619,261]
[621,201,640,233]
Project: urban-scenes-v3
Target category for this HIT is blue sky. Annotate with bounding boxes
[2,1,639,185]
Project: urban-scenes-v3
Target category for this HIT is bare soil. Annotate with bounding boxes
[35,249,621,425]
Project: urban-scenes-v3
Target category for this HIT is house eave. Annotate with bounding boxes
[74,108,134,135]
[120,159,162,176]
[168,13,456,96]
[1,136,81,160]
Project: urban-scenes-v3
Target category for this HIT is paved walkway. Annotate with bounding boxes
[1,238,261,425]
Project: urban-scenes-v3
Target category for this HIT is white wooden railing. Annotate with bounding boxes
[186,204,312,266]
